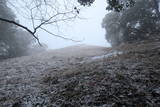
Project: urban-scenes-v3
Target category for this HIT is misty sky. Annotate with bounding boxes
[16,0,110,49]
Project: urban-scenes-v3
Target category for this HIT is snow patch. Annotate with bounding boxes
[79,51,123,64]
[91,51,123,60]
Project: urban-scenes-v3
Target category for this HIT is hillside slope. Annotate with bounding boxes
[0,42,160,107]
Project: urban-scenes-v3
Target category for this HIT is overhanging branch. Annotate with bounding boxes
[0,16,81,45]
[0,17,42,45]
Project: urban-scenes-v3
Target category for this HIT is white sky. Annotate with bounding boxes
[15,0,110,49]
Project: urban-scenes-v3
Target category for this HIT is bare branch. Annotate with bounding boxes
[0,17,42,46]
[40,27,81,42]
[4,0,82,46]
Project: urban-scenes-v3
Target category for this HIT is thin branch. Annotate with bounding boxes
[32,11,77,34]
[1,0,81,46]
[30,9,35,29]
[0,17,81,45]
[40,27,81,42]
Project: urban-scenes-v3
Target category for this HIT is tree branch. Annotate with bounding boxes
[40,27,81,42]
[0,17,42,45]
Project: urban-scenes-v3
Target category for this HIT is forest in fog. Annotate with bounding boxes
[0,0,160,59]
[1,0,160,107]
[102,0,160,46]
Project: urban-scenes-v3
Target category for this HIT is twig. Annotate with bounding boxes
[40,27,81,42]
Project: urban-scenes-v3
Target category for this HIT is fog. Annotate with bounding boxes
[17,0,110,49]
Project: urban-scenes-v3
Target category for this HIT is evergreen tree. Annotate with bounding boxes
[102,0,160,46]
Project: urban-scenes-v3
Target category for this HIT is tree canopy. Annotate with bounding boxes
[102,0,160,46]
[78,0,95,6]
[78,0,135,11]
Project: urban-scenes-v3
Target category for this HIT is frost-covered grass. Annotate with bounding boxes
[0,43,160,107]
[42,45,160,106]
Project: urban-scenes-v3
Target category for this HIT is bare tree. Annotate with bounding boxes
[0,0,81,44]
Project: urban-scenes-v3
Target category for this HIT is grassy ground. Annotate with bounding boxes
[1,42,160,107]
[39,41,160,107]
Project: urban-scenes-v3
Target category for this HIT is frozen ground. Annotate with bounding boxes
[0,42,160,107]
[0,45,110,107]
